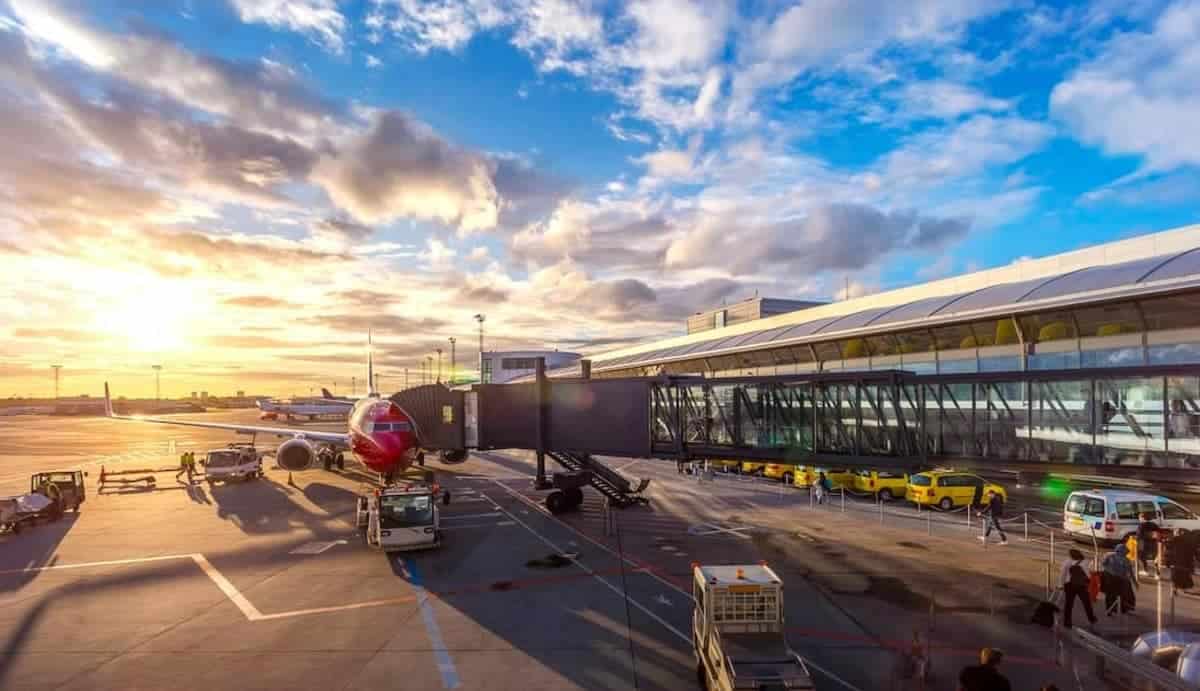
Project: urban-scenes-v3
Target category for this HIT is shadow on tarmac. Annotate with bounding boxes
[207,477,357,536]
[0,513,80,593]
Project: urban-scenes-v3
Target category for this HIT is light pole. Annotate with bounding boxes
[351,376,356,396]
[50,364,62,400]
[474,314,486,383]
[436,348,443,384]
[152,364,162,400]
[425,356,433,385]
[448,337,456,386]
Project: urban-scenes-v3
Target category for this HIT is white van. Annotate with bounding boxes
[1063,489,1200,544]
[204,447,263,483]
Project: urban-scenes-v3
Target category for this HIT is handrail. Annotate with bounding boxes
[1067,628,1195,691]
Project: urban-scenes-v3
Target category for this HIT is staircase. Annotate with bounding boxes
[547,451,649,508]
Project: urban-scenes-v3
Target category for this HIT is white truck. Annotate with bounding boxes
[693,563,814,691]
[356,478,447,552]
[204,445,263,483]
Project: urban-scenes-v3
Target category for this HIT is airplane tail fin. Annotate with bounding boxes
[321,387,335,399]
[103,382,114,417]
[367,329,378,396]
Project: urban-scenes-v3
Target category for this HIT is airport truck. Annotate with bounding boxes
[692,563,814,691]
[355,478,448,552]
[204,445,263,483]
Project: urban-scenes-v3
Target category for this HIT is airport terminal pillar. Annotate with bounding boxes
[580,359,591,380]
[533,357,552,489]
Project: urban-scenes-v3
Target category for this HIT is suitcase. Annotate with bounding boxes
[1032,599,1059,628]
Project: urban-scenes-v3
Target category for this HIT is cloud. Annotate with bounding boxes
[893,80,1009,121]
[10,0,342,140]
[1051,1,1200,173]
[510,198,669,272]
[12,327,97,341]
[209,334,306,349]
[313,111,501,231]
[305,312,448,333]
[334,289,406,307]
[878,114,1052,183]
[228,0,347,53]
[312,216,374,241]
[664,203,971,274]
[221,295,298,308]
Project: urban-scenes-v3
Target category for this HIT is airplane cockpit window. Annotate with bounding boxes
[379,494,433,528]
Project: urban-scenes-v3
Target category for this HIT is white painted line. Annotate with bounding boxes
[192,554,265,621]
[441,512,502,521]
[254,596,416,621]
[485,492,694,646]
[399,558,461,689]
[615,460,642,473]
[289,540,347,555]
[0,554,194,575]
[439,521,515,531]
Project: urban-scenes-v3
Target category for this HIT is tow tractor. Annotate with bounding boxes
[692,563,813,690]
[355,473,450,552]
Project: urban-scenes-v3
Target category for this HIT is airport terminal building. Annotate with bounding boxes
[522,225,1200,476]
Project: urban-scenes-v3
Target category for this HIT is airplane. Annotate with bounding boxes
[102,335,467,481]
[256,395,352,421]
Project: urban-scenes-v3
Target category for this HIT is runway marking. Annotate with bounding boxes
[615,460,642,472]
[399,557,461,689]
[289,540,348,555]
[686,522,756,539]
[439,521,515,531]
[0,553,420,623]
[441,511,502,520]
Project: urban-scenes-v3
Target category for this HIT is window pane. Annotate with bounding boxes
[1081,347,1144,368]
[1028,351,1080,370]
[1167,376,1200,468]
[1031,380,1091,463]
[1084,498,1105,516]
[902,359,938,374]
[1020,312,1078,343]
[812,341,841,361]
[896,330,935,354]
[933,323,976,350]
[972,319,1021,347]
[1074,303,1142,338]
[1095,377,1167,466]
[980,356,1021,373]
[1066,496,1085,513]
[840,338,869,359]
[1160,502,1193,520]
[938,357,978,374]
[866,334,898,356]
[1150,343,1200,365]
[1140,292,1200,332]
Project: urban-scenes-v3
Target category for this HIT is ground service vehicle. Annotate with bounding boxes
[739,461,767,475]
[30,471,86,512]
[906,470,1006,510]
[814,467,854,490]
[356,479,447,552]
[711,460,742,473]
[761,464,795,483]
[1063,489,1200,544]
[853,469,908,500]
[692,563,813,690]
[204,446,263,483]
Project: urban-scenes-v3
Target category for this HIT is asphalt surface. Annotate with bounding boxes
[1,410,1193,690]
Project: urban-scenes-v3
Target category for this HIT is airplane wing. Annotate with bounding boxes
[104,383,350,447]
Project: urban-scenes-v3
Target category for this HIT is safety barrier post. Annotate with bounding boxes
[980,510,987,549]
[1049,531,1055,564]
[926,511,932,536]
[1024,512,1029,542]
[840,486,845,513]
[1045,562,1052,600]
[1157,542,1164,638]
[879,497,884,525]
[966,504,971,529]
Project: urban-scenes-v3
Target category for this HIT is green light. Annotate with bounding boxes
[1041,477,1071,500]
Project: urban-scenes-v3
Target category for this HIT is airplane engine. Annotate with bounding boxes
[438,449,468,464]
[277,438,316,471]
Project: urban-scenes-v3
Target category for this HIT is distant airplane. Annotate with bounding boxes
[256,394,351,421]
[103,333,463,480]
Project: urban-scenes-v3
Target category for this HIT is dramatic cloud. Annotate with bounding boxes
[305,312,448,333]
[1051,0,1200,172]
[229,0,347,53]
[313,111,501,232]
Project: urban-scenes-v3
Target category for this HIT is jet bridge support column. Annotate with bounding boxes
[534,357,552,489]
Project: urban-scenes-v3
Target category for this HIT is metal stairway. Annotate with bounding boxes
[547,451,649,508]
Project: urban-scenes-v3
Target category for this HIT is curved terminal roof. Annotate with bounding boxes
[580,233,1200,374]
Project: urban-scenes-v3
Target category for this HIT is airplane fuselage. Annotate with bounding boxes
[347,397,418,475]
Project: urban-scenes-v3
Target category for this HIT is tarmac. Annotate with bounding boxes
[2,410,1197,690]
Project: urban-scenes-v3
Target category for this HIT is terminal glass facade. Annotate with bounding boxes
[649,367,1200,471]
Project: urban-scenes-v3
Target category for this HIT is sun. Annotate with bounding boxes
[85,271,212,354]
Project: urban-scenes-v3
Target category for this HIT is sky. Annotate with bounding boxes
[0,0,1198,398]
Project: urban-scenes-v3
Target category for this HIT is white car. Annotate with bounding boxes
[204,447,263,483]
[1063,489,1200,544]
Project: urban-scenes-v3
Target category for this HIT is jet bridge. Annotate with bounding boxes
[393,359,1200,507]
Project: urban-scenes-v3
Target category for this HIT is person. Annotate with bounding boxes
[176,452,190,481]
[1059,548,1097,628]
[1166,529,1197,593]
[977,489,1008,545]
[1100,543,1136,614]
[815,472,830,505]
[1136,513,1161,576]
[957,647,1010,691]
